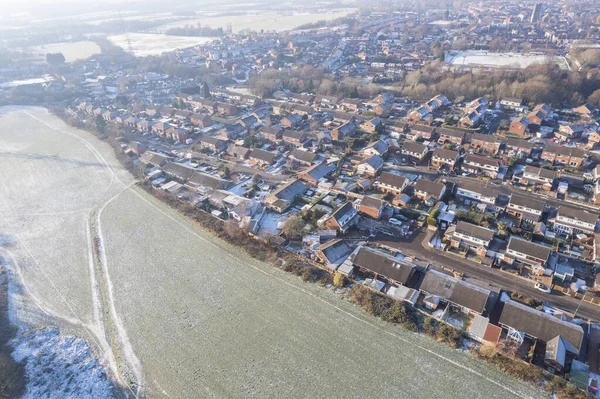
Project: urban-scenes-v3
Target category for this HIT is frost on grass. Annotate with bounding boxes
[12,328,114,399]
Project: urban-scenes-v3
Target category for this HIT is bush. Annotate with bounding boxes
[333,272,346,288]
[435,324,462,348]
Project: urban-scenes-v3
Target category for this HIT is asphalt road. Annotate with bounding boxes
[374,229,600,322]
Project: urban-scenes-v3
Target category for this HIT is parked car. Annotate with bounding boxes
[389,218,403,226]
[534,283,551,294]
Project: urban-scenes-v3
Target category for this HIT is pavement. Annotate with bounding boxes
[373,229,600,322]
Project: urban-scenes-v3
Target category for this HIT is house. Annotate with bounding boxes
[419,269,494,316]
[199,136,228,152]
[331,121,356,141]
[505,138,534,157]
[498,300,583,366]
[216,102,238,116]
[470,133,503,154]
[190,113,212,127]
[462,154,501,179]
[140,151,169,167]
[226,145,251,160]
[446,221,494,257]
[373,102,392,116]
[280,114,303,128]
[324,202,360,234]
[373,92,394,104]
[401,142,428,161]
[557,124,585,142]
[500,97,523,110]
[248,149,278,166]
[163,163,196,182]
[431,148,459,170]
[127,141,146,156]
[351,246,419,287]
[377,172,409,194]
[340,98,363,111]
[363,117,383,133]
[573,102,598,119]
[413,179,446,204]
[298,162,336,187]
[259,126,283,141]
[551,206,597,237]
[520,166,555,190]
[357,196,386,220]
[506,194,545,223]
[542,144,586,168]
[505,237,552,268]
[456,181,502,210]
[356,155,384,177]
[437,128,465,145]
[314,239,353,270]
[264,179,307,213]
[282,130,307,146]
[362,140,388,157]
[289,149,318,166]
[188,172,232,191]
[408,125,436,141]
[509,117,531,138]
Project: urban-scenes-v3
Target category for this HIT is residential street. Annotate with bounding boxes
[374,229,600,322]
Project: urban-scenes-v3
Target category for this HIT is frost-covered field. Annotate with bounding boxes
[108,33,216,57]
[445,51,554,69]
[26,41,101,62]
[0,106,544,398]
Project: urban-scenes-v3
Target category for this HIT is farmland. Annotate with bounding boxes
[0,106,544,398]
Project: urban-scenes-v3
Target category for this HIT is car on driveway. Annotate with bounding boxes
[534,283,551,294]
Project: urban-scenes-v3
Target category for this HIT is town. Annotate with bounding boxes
[4,0,600,397]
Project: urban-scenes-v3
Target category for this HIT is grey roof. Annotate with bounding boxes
[437,127,465,138]
[302,162,335,181]
[188,172,231,190]
[471,133,503,144]
[140,151,169,166]
[432,148,458,161]
[419,269,492,314]
[317,239,353,266]
[524,165,555,179]
[290,149,317,163]
[507,237,552,261]
[414,179,445,197]
[163,163,196,181]
[361,196,385,210]
[557,206,598,225]
[464,154,501,168]
[506,138,534,149]
[402,141,428,155]
[352,247,417,285]
[510,194,545,211]
[499,300,584,350]
[378,172,408,189]
[457,181,500,198]
[455,221,494,241]
[249,149,277,163]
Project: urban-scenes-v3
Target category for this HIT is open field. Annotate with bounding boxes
[108,33,216,57]
[445,51,568,70]
[155,8,357,34]
[0,106,544,398]
[26,41,101,62]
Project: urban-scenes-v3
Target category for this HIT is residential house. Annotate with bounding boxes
[280,114,303,128]
[401,142,428,161]
[446,221,495,257]
[163,163,196,182]
[413,179,446,205]
[140,151,169,167]
[506,194,546,223]
[505,138,534,158]
[188,172,232,191]
[199,136,228,152]
[282,130,307,146]
[462,154,502,179]
[363,117,383,133]
[357,196,386,220]
[351,246,419,287]
[226,145,251,160]
[556,125,584,142]
[437,128,465,145]
[431,148,459,170]
[340,98,363,112]
[314,239,353,270]
[216,102,238,116]
[298,162,336,187]
[520,166,555,190]
[248,149,278,166]
[498,299,583,371]
[542,144,586,168]
[509,117,531,138]
[456,181,502,210]
[356,154,384,176]
[500,97,523,110]
[324,202,360,234]
[505,237,552,269]
[190,113,212,127]
[551,206,597,237]
[470,133,503,154]
[264,179,307,213]
[259,126,283,142]
[419,269,494,316]
[372,92,394,104]
[331,121,356,141]
[408,125,436,141]
[573,102,598,119]
[289,149,318,166]
[377,172,409,194]
[362,140,389,157]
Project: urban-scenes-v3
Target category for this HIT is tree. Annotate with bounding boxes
[221,166,231,179]
[95,115,106,134]
[201,82,211,99]
[282,215,304,238]
[333,272,346,287]
[426,209,440,226]
[46,52,65,65]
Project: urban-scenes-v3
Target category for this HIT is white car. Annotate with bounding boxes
[534,283,551,294]
[389,218,403,226]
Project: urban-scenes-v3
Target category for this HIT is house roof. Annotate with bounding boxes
[249,149,277,163]
[352,247,417,285]
[378,172,408,189]
[360,196,385,210]
[471,133,503,144]
[557,206,598,225]
[432,148,459,160]
[455,221,494,242]
[437,127,465,138]
[414,179,445,197]
[524,165,555,179]
[464,154,501,168]
[506,138,534,149]
[499,299,584,350]
[290,149,317,163]
[510,194,545,211]
[163,163,196,181]
[316,239,353,266]
[402,141,428,155]
[507,237,552,261]
[457,181,500,199]
[302,162,335,181]
[188,172,231,190]
[419,269,492,314]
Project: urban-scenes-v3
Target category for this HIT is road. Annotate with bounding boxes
[374,229,600,322]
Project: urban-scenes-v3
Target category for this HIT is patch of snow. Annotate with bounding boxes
[12,328,114,399]
[500,292,511,302]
